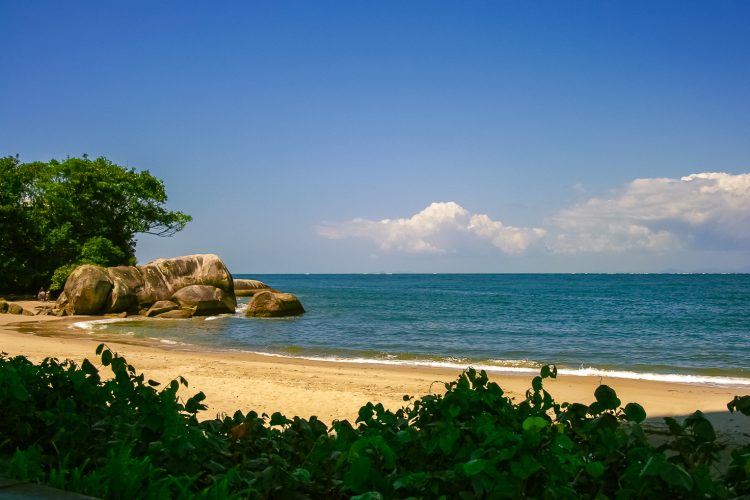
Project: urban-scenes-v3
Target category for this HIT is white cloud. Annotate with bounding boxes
[468,214,547,254]
[549,172,750,253]
[317,172,750,258]
[317,202,545,254]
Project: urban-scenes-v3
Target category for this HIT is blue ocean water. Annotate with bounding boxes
[78,274,750,385]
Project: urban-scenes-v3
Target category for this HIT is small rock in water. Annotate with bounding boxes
[245,291,305,318]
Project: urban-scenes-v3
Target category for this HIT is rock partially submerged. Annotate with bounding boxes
[245,291,305,318]
[233,279,274,297]
[59,254,236,317]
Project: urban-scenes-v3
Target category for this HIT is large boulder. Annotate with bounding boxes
[234,279,274,297]
[0,300,8,313]
[172,285,236,316]
[108,266,144,313]
[245,291,305,318]
[139,254,234,305]
[58,254,236,316]
[63,265,113,315]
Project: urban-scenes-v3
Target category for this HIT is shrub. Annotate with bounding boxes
[0,347,747,498]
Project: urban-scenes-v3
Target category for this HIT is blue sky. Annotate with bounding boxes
[2,1,749,273]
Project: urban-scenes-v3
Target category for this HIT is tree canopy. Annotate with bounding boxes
[0,155,191,293]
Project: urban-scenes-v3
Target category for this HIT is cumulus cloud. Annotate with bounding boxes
[317,172,750,257]
[317,202,546,254]
[468,214,547,254]
[549,172,750,253]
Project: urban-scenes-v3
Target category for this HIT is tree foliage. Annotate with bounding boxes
[0,155,191,292]
[1,347,748,498]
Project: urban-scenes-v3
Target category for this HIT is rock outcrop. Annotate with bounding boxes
[234,279,274,297]
[59,254,236,317]
[245,291,305,318]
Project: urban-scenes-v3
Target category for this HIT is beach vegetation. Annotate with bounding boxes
[0,155,191,293]
[0,346,748,498]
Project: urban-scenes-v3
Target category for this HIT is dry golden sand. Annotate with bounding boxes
[1,301,748,449]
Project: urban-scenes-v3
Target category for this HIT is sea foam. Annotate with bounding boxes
[228,350,750,388]
[70,317,134,331]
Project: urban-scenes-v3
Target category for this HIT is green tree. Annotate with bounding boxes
[0,155,191,293]
[0,156,44,291]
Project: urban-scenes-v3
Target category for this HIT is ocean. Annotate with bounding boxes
[74,274,750,386]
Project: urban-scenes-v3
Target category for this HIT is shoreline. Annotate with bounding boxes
[64,310,750,389]
[1,301,749,448]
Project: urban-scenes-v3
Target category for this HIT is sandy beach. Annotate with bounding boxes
[2,300,749,449]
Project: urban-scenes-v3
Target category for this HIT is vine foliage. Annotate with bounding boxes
[1,346,748,498]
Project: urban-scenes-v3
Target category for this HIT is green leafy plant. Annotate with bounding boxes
[0,347,748,498]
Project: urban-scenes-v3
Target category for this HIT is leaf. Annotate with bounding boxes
[462,459,486,477]
[585,461,604,478]
[685,411,716,442]
[448,404,462,418]
[95,343,105,355]
[664,416,683,435]
[270,412,290,426]
[659,462,693,491]
[541,364,557,379]
[292,467,311,484]
[344,456,373,493]
[81,358,98,375]
[185,392,207,413]
[440,423,460,453]
[147,379,160,387]
[357,404,374,423]
[370,435,396,469]
[101,349,113,366]
[727,395,750,416]
[623,402,647,423]
[393,472,429,490]
[594,385,621,410]
[522,416,548,432]
[510,454,540,480]
[531,376,543,392]
[9,380,30,402]
[351,493,382,500]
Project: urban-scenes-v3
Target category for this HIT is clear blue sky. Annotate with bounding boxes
[2,1,749,273]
